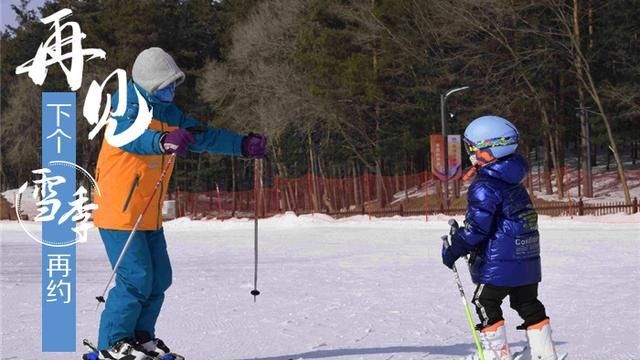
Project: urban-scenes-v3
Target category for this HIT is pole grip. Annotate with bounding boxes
[448,218,459,235]
[441,234,450,248]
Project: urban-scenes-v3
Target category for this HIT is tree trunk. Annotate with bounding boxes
[318,159,334,213]
[231,156,237,216]
[352,161,360,208]
[574,0,594,197]
[543,136,553,195]
[552,130,564,199]
[562,0,632,204]
[375,159,385,208]
[307,132,319,212]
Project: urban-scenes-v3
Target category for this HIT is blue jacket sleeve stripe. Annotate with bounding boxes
[173,108,244,156]
[116,126,163,155]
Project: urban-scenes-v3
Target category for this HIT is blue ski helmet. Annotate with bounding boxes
[463,115,519,159]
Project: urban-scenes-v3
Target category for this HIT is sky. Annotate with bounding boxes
[1,0,46,31]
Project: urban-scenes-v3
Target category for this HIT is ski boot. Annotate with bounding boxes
[82,338,154,360]
[513,319,567,360]
[140,338,185,360]
[464,320,512,360]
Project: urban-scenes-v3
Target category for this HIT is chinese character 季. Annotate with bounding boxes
[15,8,105,91]
[58,186,98,243]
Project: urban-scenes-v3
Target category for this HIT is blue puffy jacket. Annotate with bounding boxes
[453,154,541,287]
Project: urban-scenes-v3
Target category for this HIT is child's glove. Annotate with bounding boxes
[441,233,469,269]
[160,128,196,157]
[441,245,457,269]
[242,133,267,158]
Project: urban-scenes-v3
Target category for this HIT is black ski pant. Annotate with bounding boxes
[472,283,547,330]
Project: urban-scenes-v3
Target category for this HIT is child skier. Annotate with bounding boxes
[441,116,561,360]
[88,47,267,360]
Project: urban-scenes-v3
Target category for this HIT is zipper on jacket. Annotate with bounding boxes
[157,122,165,229]
[122,175,139,212]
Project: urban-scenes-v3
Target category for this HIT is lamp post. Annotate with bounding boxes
[440,86,469,209]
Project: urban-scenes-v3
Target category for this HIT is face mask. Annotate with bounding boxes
[155,82,175,102]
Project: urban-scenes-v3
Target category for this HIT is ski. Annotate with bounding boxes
[82,338,168,360]
[158,354,185,360]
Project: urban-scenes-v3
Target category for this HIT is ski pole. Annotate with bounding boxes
[442,232,485,360]
[448,218,478,267]
[95,153,177,310]
[250,158,262,302]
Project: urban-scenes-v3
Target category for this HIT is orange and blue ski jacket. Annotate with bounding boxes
[93,81,244,231]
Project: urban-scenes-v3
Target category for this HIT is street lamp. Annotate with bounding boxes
[440,86,470,210]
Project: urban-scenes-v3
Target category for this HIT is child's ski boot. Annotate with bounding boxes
[464,320,512,360]
[512,319,567,360]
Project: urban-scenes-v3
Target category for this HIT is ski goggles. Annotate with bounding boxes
[463,135,518,155]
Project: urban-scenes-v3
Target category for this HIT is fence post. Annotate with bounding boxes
[216,183,223,220]
[424,173,429,222]
[633,197,638,214]
[399,204,404,217]
[578,198,584,216]
[274,176,279,214]
[176,187,181,217]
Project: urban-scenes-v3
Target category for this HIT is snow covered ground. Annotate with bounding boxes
[1,214,639,360]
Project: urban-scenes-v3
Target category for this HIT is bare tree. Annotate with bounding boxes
[0,77,41,188]
[550,0,632,205]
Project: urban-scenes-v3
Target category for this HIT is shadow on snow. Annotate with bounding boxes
[234,340,567,360]
[234,343,487,360]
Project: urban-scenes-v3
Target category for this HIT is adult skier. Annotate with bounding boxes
[441,116,562,360]
[87,47,267,360]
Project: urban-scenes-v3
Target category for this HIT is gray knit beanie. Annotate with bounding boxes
[132,47,185,94]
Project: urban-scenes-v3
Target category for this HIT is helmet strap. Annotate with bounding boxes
[462,150,497,181]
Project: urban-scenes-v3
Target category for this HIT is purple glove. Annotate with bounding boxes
[241,133,267,158]
[160,128,196,157]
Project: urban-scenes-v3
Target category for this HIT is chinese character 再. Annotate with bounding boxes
[47,254,71,278]
[15,8,105,90]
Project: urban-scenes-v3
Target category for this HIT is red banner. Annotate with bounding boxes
[431,134,462,181]
[430,134,446,181]
[448,135,462,180]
